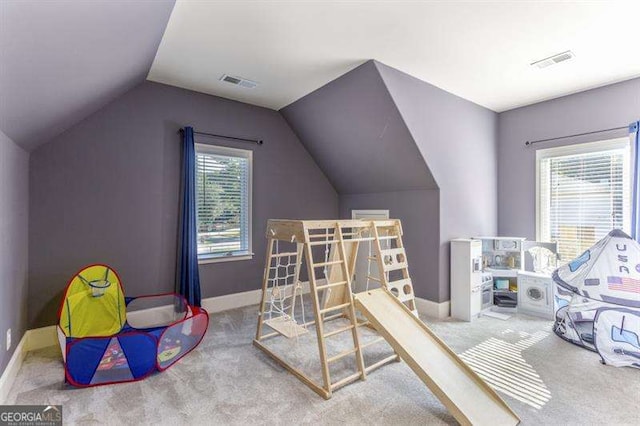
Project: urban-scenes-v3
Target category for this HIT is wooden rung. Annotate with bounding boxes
[257,330,280,340]
[313,260,343,268]
[307,233,335,239]
[308,239,340,246]
[340,232,362,237]
[357,320,370,327]
[360,336,386,349]
[373,222,400,229]
[367,275,382,282]
[270,251,298,258]
[331,372,362,390]
[364,354,400,373]
[344,237,375,243]
[327,347,358,363]
[367,256,378,261]
[319,302,351,314]
[378,235,398,240]
[308,237,377,245]
[323,324,355,338]
[323,312,346,322]
[315,281,348,290]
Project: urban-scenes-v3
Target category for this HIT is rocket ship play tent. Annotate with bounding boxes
[57,264,208,387]
[553,230,640,368]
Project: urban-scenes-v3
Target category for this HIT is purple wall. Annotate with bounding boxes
[376,62,499,302]
[339,190,440,300]
[0,130,29,376]
[498,77,640,239]
[282,61,442,301]
[282,60,498,303]
[0,0,175,150]
[28,82,337,328]
[281,60,436,194]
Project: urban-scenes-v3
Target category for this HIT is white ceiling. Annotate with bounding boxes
[148,0,640,112]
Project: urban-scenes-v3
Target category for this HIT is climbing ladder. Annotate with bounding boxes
[304,224,366,395]
[253,219,417,399]
[370,221,418,315]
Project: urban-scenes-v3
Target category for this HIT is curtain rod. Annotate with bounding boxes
[178,128,263,145]
[525,125,628,147]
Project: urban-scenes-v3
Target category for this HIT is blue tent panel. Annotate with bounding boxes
[66,338,111,386]
[118,333,157,378]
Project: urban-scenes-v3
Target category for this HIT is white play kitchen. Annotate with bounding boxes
[451,237,558,321]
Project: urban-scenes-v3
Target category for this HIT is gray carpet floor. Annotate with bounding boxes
[6,305,640,425]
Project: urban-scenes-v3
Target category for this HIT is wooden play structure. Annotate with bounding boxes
[254,219,520,426]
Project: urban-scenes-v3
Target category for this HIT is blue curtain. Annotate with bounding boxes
[177,127,202,306]
[631,121,640,241]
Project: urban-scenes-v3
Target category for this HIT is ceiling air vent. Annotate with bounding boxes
[531,50,575,69]
[220,74,258,89]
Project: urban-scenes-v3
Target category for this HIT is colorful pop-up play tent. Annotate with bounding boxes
[57,264,208,387]
[553,230,640,368]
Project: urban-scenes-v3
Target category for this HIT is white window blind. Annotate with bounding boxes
[537,139,631,262]
[195,144,252,260]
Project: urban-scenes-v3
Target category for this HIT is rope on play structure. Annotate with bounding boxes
[264,240,308,336]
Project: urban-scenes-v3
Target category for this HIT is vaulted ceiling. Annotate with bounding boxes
[0,0,175,150]
[149,1,640,112]
[2,0,639,151]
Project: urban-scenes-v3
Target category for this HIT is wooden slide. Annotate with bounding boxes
[355,288,520,426]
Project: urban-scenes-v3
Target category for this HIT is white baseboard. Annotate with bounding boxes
[26,326,58,352]
[415,297,450,319]
[0,325,60,404]
[0,332,28,404]
[201,289,263,314]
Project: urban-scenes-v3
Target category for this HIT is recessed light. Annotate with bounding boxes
[220,74,258,89]
[531,50,575,69]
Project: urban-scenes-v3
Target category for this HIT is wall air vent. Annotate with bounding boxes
[531,50,575,69]
[220,74,258,89]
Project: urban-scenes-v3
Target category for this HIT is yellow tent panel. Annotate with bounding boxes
[59,265,126,338]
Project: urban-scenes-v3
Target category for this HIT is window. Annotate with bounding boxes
[195,144,252,262]
[537,138,631,262]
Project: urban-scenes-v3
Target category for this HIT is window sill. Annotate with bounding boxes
[198,253,254,265]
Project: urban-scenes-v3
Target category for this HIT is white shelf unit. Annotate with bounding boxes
[476,237,525,309]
